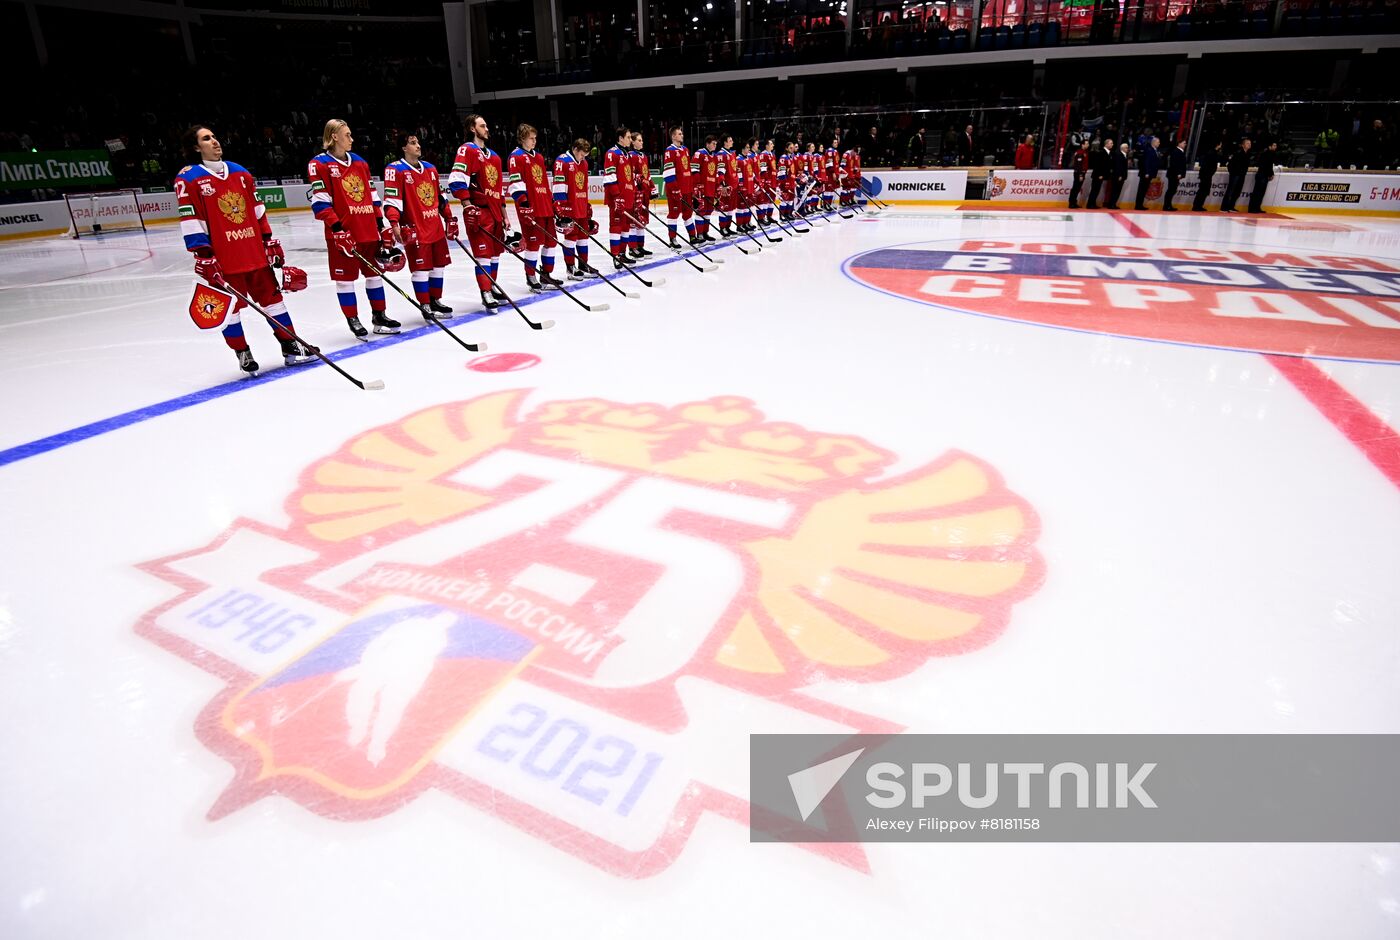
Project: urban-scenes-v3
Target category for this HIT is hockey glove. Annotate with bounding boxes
[330,227,357,258]
[280,265,308,292]
[193,251,225,287]
[263,237,285,268]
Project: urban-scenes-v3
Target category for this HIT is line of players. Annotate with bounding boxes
[174,115,864,375]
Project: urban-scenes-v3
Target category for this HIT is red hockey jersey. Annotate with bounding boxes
[662,144,692,194]
[383,159,447,245]
[694,148,720,196]
[507,148,554,215]
[308,151,382,243]
[176,161,272,274]
[448,142,506,221]
[552,152,590,218]
[602,145,636,204]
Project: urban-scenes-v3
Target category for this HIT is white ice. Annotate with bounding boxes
[1,206,1399,939]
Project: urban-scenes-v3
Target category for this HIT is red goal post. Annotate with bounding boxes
[64,188,147,238]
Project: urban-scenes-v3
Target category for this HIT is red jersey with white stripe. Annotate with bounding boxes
[694,148,720,196]
[777,153,796,187]
[175,161,272,274]
[308,151,382,243]
[552,152,590,218]
[602,145,636,203]
[717,148,737,188]
[757,150,777,188]
[662,144,692,194]
[448,142,506,219]
[507,148,555,215]
[629,149,650,193]
[383,159,446,244]
[842,149,862,184]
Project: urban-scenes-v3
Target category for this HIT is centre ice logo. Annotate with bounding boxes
[135,389,1042,876]
[845,237,1400,364]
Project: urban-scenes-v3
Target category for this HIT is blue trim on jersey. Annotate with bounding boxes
[386,159,436,174]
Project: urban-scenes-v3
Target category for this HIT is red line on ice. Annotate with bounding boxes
[1109,212,1152,238]
[1265,355,1400,491]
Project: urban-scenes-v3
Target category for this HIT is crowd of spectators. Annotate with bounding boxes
[474,0,1400,92]
[4,59,1398,208]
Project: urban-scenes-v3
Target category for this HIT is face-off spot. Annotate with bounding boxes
[468,353,542,373]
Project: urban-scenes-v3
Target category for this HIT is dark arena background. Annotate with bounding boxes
[1,2,1398,937]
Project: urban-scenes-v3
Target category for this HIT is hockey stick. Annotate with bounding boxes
[712,194,756,254]
[351,249,486,353]
[796,180,826,221]
[483,216,611,312]
[857,179,890,210]
[584,222,667,287]
[746,196,784,242]
[682,195,733,262]
[758,185,808,234]
[535,215,640,299]
[625,207,718,274]
[732,204,767,249]
[451,236,555,330]
[218,279,384,390]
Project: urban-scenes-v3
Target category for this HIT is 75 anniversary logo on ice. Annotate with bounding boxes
[135,389,1042,876]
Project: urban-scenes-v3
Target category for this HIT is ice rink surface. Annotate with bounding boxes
[2,204,1399,938]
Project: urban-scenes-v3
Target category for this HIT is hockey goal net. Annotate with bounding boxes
[65,189,147,238]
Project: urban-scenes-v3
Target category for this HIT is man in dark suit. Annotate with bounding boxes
[906,127,927,169]
[1221,138,1252,212]
[960,124,975,166]
[865,126,884,167]
[1107,142,1129,209]
[1086,138,1112,209]
[1193,141,1223,211]
[1162,138,1187,211]
[1248,140,1277,213]
[1134,136,1161,210]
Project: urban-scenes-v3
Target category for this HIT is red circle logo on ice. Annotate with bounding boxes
[468,352,541,372]
[844,237,1400,363]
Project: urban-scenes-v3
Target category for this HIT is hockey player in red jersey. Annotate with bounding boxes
[842,143,863,208]
[308,119,400,340]
[603,126,638,270]
[448,113,509,311]
[808,140,824,212]
[553,138,600,280]
[777,140,799,221]
[735,139,757,233]
[756,138,777,227]
[715,134,737,237]
[661,126,697,247]
[692,134,720,243]
[628,131,654,259]
[178,125,314,374]
[384,132,456,318]
[508,123,566,293]
[822,136,841,212]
